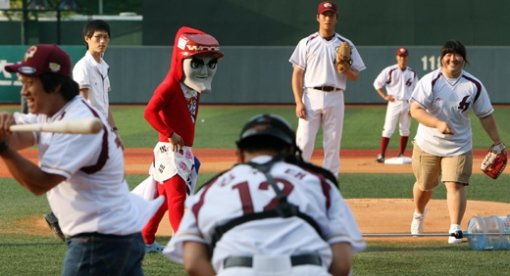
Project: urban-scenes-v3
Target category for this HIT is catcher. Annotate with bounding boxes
[163,114,365,276]
[408,40,506,244]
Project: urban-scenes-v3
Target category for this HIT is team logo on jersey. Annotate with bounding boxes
[406,78,413,87]
[458,96,471,112]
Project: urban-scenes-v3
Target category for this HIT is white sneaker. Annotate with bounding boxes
[411,210,426,236]
[376,154,385,163]
[145,241,164,253]
[448,224,464,244]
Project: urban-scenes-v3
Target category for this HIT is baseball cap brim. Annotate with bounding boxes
[5,63,38,75]
[5,44,71,77]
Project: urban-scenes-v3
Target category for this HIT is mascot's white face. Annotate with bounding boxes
[183,56,218,93]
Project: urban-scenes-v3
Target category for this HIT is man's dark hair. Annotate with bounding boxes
[83,20,111,48]
[441,40,469,64]
[39,73,79,102]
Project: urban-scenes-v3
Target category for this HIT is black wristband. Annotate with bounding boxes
[0,141,9,155]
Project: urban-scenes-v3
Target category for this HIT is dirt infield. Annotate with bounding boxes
[3,148,509,241]
[7,148,500,176]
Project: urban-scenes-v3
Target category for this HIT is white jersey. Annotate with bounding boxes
[410,69,494,156]
[14,96,158,237]
[373,64,418,101]
[73,51,111,118]
[164,155,365,273]
[289,32,366,90]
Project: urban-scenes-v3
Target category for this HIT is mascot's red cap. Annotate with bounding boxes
[176,32,224,59]
[167,26,223,82]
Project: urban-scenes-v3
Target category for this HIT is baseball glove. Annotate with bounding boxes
[480,143,507,179]
[336,41,352,74]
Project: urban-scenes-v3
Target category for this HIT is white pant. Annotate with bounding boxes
[218,255,330,276]
[381,100,411,138]
[296,89,344,176]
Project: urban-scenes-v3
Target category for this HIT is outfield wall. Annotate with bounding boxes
[1,46,509,104]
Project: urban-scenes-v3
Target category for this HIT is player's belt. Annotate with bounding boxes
[223,254,322,268]
[312,86,343,92]
[67,232,141,240]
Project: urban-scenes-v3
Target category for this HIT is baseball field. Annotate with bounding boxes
[1,104,509,275]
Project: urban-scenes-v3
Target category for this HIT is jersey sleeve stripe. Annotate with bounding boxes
[461,74,482,103]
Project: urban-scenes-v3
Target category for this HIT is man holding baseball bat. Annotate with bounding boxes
[43,19,122,243]
[0,44,161,275]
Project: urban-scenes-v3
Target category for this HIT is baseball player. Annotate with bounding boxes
[374,47,419,163]
[0,44,162,274]
[43,19,121,242]
[142,26,224,252]
[164,114,366,276]
[290,1,366,177]
[409,40,505,244]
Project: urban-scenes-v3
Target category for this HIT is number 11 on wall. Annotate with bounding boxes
[421,55,441,71]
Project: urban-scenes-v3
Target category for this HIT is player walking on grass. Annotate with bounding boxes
[290,1,365,177]
[409,40,505,244]
[141,26,224,253]
[164,114,365,276]
[0,44,162,275]
[374,47,419,163]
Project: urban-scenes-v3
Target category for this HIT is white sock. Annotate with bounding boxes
[449,224,461,232]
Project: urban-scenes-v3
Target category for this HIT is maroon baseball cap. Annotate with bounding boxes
[317,1,337,14]
[396,47,409,57]
[5,44,71,77]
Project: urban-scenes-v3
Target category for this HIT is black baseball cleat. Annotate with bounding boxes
[43,212,66,242]
[376,154,385,163]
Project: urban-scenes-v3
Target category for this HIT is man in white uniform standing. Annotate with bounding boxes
[409,40,505,244]
[290,1,366,177]
[163,114,365,276]
[373,47,419,163]
[0,44,161,275]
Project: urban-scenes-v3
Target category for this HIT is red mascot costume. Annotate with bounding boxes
[142,26,224,252]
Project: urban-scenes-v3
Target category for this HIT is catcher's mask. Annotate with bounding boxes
[236,114,295,152]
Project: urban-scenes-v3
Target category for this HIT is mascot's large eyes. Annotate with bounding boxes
[190,58,218,70]
[208,59,218,69]
[190,58,204,69]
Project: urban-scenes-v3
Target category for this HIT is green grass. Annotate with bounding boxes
[1,105,510,275]
[111,104,510,149]
[1,104,509,149]
[354,242,510,275]
[1,173,510,275]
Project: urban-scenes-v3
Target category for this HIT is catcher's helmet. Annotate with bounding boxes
[236,114,295,150]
